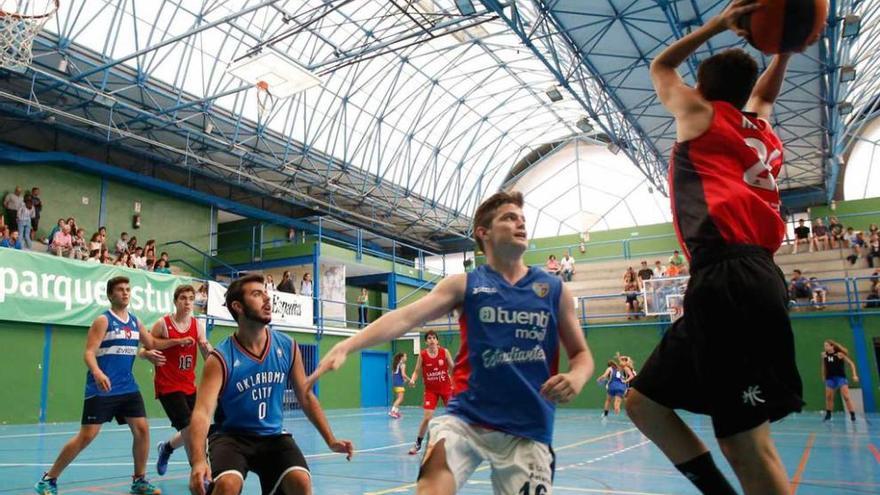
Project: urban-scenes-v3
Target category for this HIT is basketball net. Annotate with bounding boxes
[255,80,274,121]
[0,0,59,72]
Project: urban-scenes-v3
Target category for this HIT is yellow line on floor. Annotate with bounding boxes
[364,427,639,495]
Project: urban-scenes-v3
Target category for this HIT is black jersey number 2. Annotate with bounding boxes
[519,482,547,494]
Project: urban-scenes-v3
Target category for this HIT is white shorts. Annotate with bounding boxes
[423,414,554,494]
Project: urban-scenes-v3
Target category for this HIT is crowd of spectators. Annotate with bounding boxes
[790,216,880,268]
[1,185,175,274]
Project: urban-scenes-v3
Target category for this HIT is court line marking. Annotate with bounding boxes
[365,427,640,495]
[555,440,651,472]
[790,432,815,494]
[0,442,412,468]
[869,443,880,464]
[466,480,671,495]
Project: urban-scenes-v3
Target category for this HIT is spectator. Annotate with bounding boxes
[130,246,147,269]
[0,229,22,249]
[88,231,102,252]
[846,228,864,265]
[97,226,108,249]
[664,263,682,277]
[792,219,811,254]
[50,223,74,258]
[559,253,575,282]
[637,260,653,289]
[144,249,156,270]
[72,228,88,260]
[300,272,313,296]
[45,218,66,248]
[154,258,171,274]
[65,217,78,239]
[789,269,811,307]
[652,260,665,278]
[277,271,296,293]
[143,239,156,259]
[623,267,641,320]
[0,225,6,244]
[668,250,685,267]
[30,187,42,241]
[829,216,845,248]
[127,236,138,252]
[868,233,880,268]
[115,232,129,256]
[99,248,113,265]
[545,254,561,276]
[357,288,369,328]
[265,274,276,291]
[195,284,208,312]
[579,241,586,254]
[870,224,880,238]
[811,218,830,251]
[114,253,128,267]
[16,197,35,250]
[159,251,170,268]
[865,272,880,309]
[86,249,100,263]
[809,277,827,310]
[3,185,23,232]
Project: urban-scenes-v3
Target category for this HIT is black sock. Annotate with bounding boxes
[41,473,56,482]
[133,474,145,482]
[675,452,737,495]
[824,410,832,420]
[850,411,856,421]
[603,410,608,417]
[416,436,423,448]
[163,442,174,454]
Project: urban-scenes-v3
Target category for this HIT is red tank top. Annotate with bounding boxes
[421,347,451,391]
[670,101,785,259]
[154,315,198,397]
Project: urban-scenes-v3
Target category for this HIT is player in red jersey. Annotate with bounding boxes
[148,285,213,476]
[406,330,453,456]
[626,2,807,495]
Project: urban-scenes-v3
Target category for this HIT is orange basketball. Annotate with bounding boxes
[741,0,829,54]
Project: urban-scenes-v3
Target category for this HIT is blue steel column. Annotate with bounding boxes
[39,325,53,423]
[313,240,322,340]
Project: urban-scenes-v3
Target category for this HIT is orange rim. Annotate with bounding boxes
[0,0,59,20]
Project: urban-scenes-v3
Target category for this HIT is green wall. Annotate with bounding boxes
[811,197,880,232]
[0,164,212,275]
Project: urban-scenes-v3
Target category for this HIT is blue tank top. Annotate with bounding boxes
[447,265,561,445]
[392,361,405,387]
[608,368,626,388]
[213,329,294,436]
[85,310,141,398]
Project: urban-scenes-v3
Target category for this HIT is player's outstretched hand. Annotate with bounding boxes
[716,0,760,38]
[304,342,348,390]
[189,461,212,495]
[142,349,167,366]
[329,439,355,461]
[540,372,585,404]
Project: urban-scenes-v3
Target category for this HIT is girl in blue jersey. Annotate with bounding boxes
[389,352,408,419]
[598,361,629,417]
[307,191,595,494]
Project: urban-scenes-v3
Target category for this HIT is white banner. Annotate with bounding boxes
[207,280,313,327]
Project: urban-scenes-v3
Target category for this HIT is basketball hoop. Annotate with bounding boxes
[0,0,59,72]
[255,80,274,120]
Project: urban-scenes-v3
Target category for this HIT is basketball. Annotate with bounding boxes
[741,0,829,54]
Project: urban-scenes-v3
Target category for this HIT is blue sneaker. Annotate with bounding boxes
[156,441,172,476]
[34,474,57,495]
[130,477,161,495]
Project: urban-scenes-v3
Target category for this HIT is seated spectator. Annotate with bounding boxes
[50,224,74,258]
[809,277,827,310]
[0,225,6,244]
[195,284,208,312]
[300,273,313,296]
[637,260,653,289]
[65,217,78,240]
[143,239,156,259]
[86,249,100,263]
[0,229,22,249]
[45,218,65,247]
[788,269,811,306]
[811,218,829,251]
[545,255,561,276]
[846,228,864,265]
[144,250,157,271]
[159,251,170,267]
[277,270,296,293]
[870,223,880,238]
[113,254,128,267]
[559,253,575,282]
[265,274,276,291]
[652,260,665,278]
[668,250,685,268]
[88,232,102,252]
[115,232,129,256]
[127,236,138,252]
[792,219,811,254]
[623,267,641,320]
[97,226,108,248]
[829,216,845,248]
[154,259,171,274]
[868,233,880,268]
[665,263,682,277]
[130,247,147,270]
[579,241,586,254]
[99,248,113,265]
[865,280,880,309]
[72,228,88,260]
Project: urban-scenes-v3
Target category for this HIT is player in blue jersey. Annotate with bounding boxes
[597,360,628,417]
[307,191,594,494]
[187,274,353,495]
[34,276,187,495]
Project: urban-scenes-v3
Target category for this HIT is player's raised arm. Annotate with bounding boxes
[745,53,792,121]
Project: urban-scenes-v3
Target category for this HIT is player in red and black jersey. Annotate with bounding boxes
[406,330,453,456]
[146,285,213,476]
[626,2,808,495]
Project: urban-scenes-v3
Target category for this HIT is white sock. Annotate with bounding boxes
[391,406,399,413]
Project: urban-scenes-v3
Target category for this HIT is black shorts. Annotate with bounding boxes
[158,392,196,431]
[81,391,146,425]
[625,292,639,303]
[208,432,309,495]
[631,245,804,438]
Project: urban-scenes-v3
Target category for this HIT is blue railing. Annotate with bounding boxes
[161,240,240,278]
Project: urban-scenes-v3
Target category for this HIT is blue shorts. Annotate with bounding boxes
[607,383,627,397]
[825,376,848,389]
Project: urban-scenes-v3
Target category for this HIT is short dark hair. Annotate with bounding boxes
[425,330,439,341]
[696,48,758,109]
[472,191,524,251]
[794,269,802,275]
[121,232,128,236]
[107,276,130,296]
[225,274,265,322]
[174,284,195,301]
